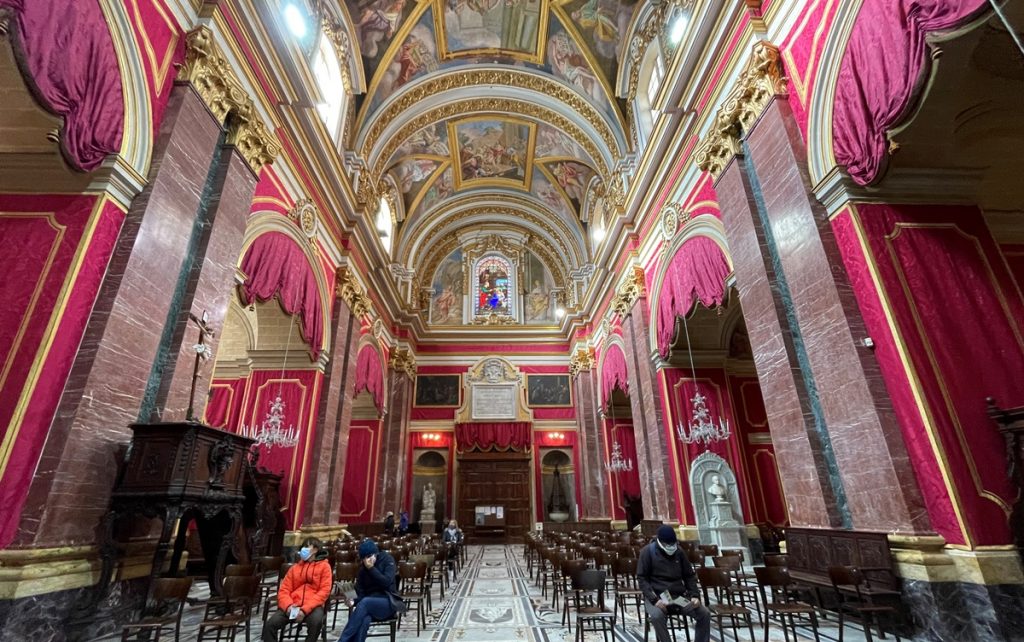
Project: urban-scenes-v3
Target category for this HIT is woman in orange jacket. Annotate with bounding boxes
[262,537,333,642]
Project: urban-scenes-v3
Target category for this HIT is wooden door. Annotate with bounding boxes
[457,452,531,542]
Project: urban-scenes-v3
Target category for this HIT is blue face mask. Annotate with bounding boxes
[299,546,313,561]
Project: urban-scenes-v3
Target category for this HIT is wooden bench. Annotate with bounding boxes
[784,528,901,606]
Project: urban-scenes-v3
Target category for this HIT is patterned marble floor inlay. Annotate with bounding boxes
[90,544,874,642]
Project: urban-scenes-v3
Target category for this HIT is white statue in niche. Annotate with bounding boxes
[422,483,436,520]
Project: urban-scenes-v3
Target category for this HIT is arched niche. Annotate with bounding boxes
[412,449,447,532]
[540,449,576,522]
[689,451,748,557]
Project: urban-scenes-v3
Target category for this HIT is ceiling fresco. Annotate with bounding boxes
[338,0,644,325]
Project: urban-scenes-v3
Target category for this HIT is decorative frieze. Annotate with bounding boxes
[177,26,281,173]
[289,198,319,240]
[695,41,787,179]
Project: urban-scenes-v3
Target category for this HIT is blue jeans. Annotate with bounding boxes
[338,596,396,642]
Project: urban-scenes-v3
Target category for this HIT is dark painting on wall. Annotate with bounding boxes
[527,375,572,407]
[414,375,461,406]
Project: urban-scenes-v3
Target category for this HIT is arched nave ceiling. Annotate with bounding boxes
[337,0,639,288]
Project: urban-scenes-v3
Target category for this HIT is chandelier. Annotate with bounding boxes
[239,312,300,452]
[239,395,300,452]
[676,390,730,446]
[605,441,634,473]
[675,306,730,448]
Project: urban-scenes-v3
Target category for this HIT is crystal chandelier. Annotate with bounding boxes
[239,394,300,452]
[605,442,634,473]
[676,390,730,446]
[675,306,730,448]
[238,312,300,452]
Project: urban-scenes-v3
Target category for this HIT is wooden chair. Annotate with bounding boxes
[120,577,193,642]
[697,566,756,642]
[263,563,295,620]
[713,555,761,621]
[763,554,789,568]
[686,550,706,569]
[558,559,589,626]
[611,556,643,624]
[398,561,429,635]
[754,566,821,642]
[571,569,616,642]
[256,556,286,619]
[828,566,902,642]
[197,575,259,642]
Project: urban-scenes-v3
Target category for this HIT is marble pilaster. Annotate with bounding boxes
[574,365,610,518]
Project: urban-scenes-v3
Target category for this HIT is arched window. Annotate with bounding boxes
[312,33,345,140]
[474,254,515,317]
[376,196,394,253]
[634,43,665,144]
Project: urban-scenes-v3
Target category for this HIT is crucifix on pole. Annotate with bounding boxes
[186,310,215,422]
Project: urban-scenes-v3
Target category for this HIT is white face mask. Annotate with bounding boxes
[658,541,678,556]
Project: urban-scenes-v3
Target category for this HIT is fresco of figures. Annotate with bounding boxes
[535,124,590,162]
[392,158,442,211]
[531,167,574,221]
[430,248,464,324]
[546,17,617,121]
[563,0,638,80]
[455,120,531,183]
[443,0,543,55]
[371,12,438,111]
[524,250,556,324]
[348,0,417,73]
[393,123,450,162]
[544,160,594,215]
[412,166,455,219]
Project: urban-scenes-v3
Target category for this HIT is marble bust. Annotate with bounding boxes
[708,474,728,503]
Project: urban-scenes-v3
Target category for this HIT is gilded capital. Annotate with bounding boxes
[389,347,417,378]
[336,267,373,318]
[177,26,280,173]
[695,40,787,179]
[613,265,646,316]
[569,348,595,378]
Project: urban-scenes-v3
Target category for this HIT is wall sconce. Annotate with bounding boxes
[422,432,443,442]
[549,432,565,441]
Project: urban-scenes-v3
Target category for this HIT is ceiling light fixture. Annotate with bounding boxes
[283,3,308,38]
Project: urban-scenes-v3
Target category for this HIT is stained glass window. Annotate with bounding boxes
[475,256,512,315]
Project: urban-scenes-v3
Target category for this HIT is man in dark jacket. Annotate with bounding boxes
[338,539,404,642]
[636,526,711,642]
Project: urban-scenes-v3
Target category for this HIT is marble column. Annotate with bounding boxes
[302,287,362,526]
[621,298,679,522]
[741,98,929,533]
[377,366,412,519]
[17,84,225,546]
[572,353,610,518]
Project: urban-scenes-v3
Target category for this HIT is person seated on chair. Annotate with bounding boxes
[382,511,395,535]
[262,537,332,642]
[337,540,405,642]
[442,519,464,569]
[637,526,711,642]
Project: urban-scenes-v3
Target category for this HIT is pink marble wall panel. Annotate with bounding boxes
[574,367,611,519]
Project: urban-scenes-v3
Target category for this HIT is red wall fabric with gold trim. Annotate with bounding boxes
[203,377,247,431]
[340,419,383,522]
[727,375,787,527]
[0,194,125,548]
[833,204,1022,546]
[603,419,641,521]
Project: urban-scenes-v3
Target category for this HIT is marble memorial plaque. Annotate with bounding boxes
[472,384,516,419]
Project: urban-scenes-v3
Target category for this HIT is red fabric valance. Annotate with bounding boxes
[239,232,324,358]
[455,422,531,453]
[657,236,731,357]
[600,344,629,404]
[353,345,384,411]
[0,0,124,171]
[833,0,987,185]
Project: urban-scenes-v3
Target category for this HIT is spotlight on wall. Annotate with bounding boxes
[592,226,606,243]
[550,432,565,441]
[283,3,308,38]
[670,13,689,44]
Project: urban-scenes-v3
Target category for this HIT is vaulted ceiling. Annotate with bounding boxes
[330,0,643,328]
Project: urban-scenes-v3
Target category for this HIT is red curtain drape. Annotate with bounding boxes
[455,422,531,452]
[0,0,124,171]
[239,232,324,358]
[339,420,381,521]
[657,236,731,357]
[353,345,384,411]
[600,344,629,403]
[833,0,988,185]
[607,420,641,512]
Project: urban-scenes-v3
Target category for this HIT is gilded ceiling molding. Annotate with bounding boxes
[404,196,582,269]
[318,16,353,93]
[289,198,319,241]
[389,347,417,378]
[694,41,787,179]
[371,98,612,178]
[569,347,595,378]
[177,26,281,173]
[336,267,373,318]
[610,265,646,318]
[361,69,620,174]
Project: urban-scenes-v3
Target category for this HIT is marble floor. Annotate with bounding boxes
[95,545,873,642]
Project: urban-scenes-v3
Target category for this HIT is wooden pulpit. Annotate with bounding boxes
[98,422,255,597]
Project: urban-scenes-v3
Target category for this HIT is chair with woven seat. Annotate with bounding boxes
[713,555,761,622]
[754,566,821,642]
[612,556,643,625]
[828,566,902,642]
[698,566,756,642]
[197,575,259,642]
[120,577,193,642]
[570,569,616,642]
